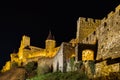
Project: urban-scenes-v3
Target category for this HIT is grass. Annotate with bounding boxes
[28,71,88,80]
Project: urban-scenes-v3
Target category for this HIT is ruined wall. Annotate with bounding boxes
[53,43,64,72]
[53,42,75,72]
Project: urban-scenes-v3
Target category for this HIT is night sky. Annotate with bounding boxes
[0,0,119,69]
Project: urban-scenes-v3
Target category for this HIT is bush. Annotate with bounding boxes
[11,62,18,68]
[37,65,51,75]
[30,71,88,80]
[70,57,75,71]
[24,61,38,79]
[24,62,35,73]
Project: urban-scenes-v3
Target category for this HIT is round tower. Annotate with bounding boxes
[45,31,56,51]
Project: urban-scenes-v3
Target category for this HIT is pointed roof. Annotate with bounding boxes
[46,30,55,40]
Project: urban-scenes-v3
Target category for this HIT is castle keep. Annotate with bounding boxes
[1,4,120,78]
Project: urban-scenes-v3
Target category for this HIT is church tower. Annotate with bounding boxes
[45,31,56,51]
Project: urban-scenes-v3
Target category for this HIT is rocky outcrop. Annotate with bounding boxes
[0,68,26,80]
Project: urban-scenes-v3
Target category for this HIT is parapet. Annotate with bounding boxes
[115,4,120,12]
[105,4,120,19]
[107,11,114,18]
[78,17,101,24]
[22,35,30,40]
[21,35,30,46]
[77,17,101,29]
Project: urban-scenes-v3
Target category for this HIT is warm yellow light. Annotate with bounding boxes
[82,49,94,61]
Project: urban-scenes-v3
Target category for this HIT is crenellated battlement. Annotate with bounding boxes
[78,17,101,29]
[107,11,114,18]
[77,17,101,42]
[115,4,120,12]
[78,17,101,24]
[103,4,120,19]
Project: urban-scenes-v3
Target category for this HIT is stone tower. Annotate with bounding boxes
[45,31,56,56]
[18,35,30,59]
[76,17,101,43]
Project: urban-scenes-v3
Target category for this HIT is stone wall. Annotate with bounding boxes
[97,6,120,60]
[76,4,120,78]
[37,57,53,74]
[53,42,75,72]
[77,5,120,61]
[38,57,53,68]
[76,17,101,42]
[95,61,120,77]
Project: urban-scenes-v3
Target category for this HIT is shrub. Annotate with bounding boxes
[30,71,88,80]
[24,62,35,73]
[11,62,18,68]
[37,65,51,75]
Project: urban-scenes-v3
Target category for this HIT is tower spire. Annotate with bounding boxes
[47,30,55,40]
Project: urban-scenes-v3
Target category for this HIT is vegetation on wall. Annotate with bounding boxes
[24,61,37,78]
[11,62,18,68]
[74,61,83,71]
[70,57,75,71]
[88,61,95,75]
[37,65,51,75]
[29,71,88,80]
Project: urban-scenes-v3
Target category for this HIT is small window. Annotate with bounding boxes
[93,31,96,35]
[107,28,109,31]
[86,37,88,41]
[106,37,108,40]
[104,22,107,27]
[101,45,104,49]
[116,22,118,24]
[119,10,120,15]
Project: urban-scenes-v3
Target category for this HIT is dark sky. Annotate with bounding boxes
[0,0,119,69]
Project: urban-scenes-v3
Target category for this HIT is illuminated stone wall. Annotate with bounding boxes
[1,34,59,72]
[1,61,11,72]
[76,4,120,78]
[95,61,120,77]
[18,35,30,60]
[76,17,101,42]
[53,42,75,72]
[97,5,120,60]
[77,5,120,61]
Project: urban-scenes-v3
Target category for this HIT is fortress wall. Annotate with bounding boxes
[81,31,97,45]
[53,42,75,72]
[96,5,120,60]
[95,61,120,77]
[53,43,64,72]
[21,35,30,47]
[76,17,101,42]
[77,5,120,77]
[79,5,120,60]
